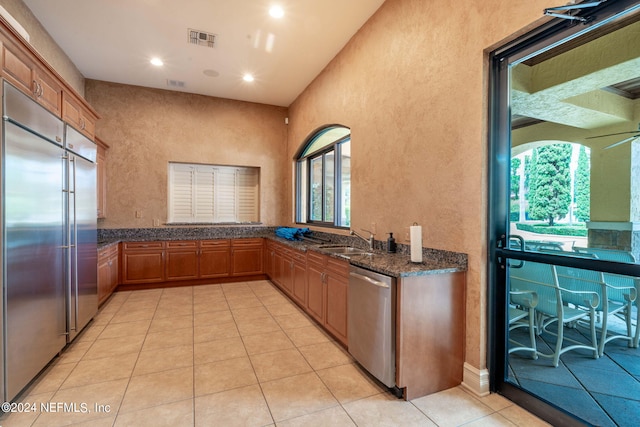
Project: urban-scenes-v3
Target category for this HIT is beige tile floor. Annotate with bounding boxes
[1,280,550,427]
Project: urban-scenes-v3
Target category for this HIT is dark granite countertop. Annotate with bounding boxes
[97,226,467,278]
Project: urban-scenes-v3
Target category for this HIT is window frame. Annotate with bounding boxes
[295,126,351,229]
[167,162,260,225]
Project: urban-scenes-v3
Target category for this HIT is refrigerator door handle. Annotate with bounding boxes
[69,156,78,332]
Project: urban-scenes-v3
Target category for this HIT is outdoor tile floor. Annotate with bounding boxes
[509,317,640,427]
[1,280,549,426]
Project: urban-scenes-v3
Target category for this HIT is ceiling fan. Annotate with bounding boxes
[585,123,640,150]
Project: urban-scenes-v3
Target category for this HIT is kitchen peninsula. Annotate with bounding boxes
[98,225,467,400]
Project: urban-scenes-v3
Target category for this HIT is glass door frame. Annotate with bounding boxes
[487,1,640,425]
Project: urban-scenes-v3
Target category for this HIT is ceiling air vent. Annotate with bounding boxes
[167,79,185,88]
[188,29,216,48]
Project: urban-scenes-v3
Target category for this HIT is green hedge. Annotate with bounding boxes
[510,200,521,222]
[515,222,587,237]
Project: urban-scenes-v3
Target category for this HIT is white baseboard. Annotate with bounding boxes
[461,362,490,396]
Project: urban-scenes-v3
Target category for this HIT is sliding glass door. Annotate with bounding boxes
[489,2,640,425]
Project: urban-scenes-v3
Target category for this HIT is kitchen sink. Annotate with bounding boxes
[320,246,373,257]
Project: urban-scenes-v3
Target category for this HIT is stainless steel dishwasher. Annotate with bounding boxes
[348,265,401,396]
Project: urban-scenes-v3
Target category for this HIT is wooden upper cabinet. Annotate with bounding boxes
[1,26,99,126]
[2,38,34,94]
[96,137,109,219]
[33,66,62,116]
[63,92,97,139]
[1,38,62,116]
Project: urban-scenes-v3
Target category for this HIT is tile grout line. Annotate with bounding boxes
[230,281,278,426]
[109,289,161,425]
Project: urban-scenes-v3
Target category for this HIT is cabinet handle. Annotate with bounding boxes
[32,81,42,98]
[80,117,86,130]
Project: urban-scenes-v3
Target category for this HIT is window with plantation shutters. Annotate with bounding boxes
[168,162,259,223]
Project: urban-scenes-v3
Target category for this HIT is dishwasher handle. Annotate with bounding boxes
[349,271,389,288]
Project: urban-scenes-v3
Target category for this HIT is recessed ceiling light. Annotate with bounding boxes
[150,57,164,66]
[269,5,284,19]
[243,74,255,82]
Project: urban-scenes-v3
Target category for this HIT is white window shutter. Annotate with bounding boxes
[169,164,195,222]
[194,166,215,222]
[168,162,259,224]
[215,167,237,222]
[237,168,258,222]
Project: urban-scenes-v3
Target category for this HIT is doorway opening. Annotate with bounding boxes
[489,2,640,425]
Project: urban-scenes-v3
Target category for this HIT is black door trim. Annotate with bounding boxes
[487,1,640,425]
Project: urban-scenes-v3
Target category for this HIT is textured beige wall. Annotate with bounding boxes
[84,80,288,228]
[286,0,550,371]
[1,0,85,95]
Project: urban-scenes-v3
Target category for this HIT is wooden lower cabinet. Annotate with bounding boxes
[273,249,287,292]
[290,255,307,306]
[395,272,466,400]
[166,241,199,281]
[97,244,118,305]
[200,240,230,278]
[231,239,263,276]
[324,258,349,344]
[305,258,325,324]
[270,247,348,347]
[121,241,165,284]
[119,238,262,286]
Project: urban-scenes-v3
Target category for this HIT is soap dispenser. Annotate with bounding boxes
[387,233,397,253]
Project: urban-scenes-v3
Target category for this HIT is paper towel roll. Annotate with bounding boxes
[410,224,422,263]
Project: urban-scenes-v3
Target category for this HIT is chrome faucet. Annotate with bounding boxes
[350,229,375,251]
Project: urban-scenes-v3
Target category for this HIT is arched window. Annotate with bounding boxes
[296,125,351,228]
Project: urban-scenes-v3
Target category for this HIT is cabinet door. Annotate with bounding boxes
[291,259,307,306]
[33,67,62,116]
[200,248,230,278]
[230,239,263,277]
[325,272,348,345]
[96,138,108,218]
[166,250,199,281]
[264,242,275,278]
[62,93,96,139]
[122,243,165,284]
[1,40,34,95]
[231,246,263,276]
[272,250,282,286]
[108,252,119,293]
[306,262,325,323]
[97,252,110,305]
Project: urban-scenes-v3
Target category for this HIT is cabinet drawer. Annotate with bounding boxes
[232,238,263,247]
[201,239,230,248]
[307,250,325,266]
[98,244,118,259]
[326,257,349,277]
[123,241,165,250]
[166,240,198,249]
[98,248,109,260]
[291,250,307,264]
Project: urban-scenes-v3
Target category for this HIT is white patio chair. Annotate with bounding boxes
[510,261,599,367]
[509,289,538,359]
[573,247,639,348]
[555,265,637,355]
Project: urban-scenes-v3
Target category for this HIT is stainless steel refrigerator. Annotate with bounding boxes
[1,81,97,402]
